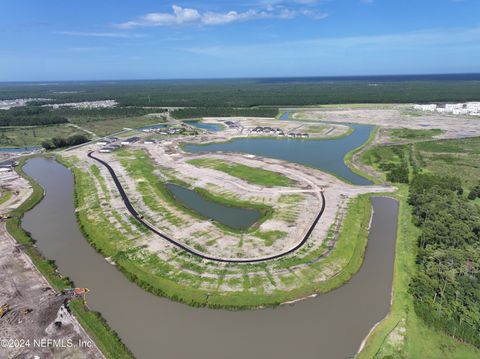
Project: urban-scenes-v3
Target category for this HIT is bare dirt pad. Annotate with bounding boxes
[0,223,104,359]
[294,106,480,140]
[0,171,32,216]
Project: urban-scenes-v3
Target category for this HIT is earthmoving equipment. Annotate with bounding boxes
[64,288,90,297]
[0,303,10,318]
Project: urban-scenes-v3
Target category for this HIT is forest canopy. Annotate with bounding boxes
[408,174,480,347]
[0,107,68,126]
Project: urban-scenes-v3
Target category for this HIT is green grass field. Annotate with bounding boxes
[0,124,87,147]
[415,137,480,189]
[187,158,293,187]
[388,128,443,141]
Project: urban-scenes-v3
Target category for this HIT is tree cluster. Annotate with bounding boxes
[408,174,480,347]
[468,183,480,200]
[379,147,410,183]
[41,134,88,150]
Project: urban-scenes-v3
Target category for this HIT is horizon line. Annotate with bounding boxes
[1,72,480,85]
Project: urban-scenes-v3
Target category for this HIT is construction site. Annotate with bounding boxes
[0,170,104,359]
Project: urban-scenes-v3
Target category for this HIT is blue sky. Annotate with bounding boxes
[0,0,479,81]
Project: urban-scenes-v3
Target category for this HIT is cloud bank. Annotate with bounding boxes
[115,5,327,29]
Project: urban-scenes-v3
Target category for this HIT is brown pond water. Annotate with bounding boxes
[22,157,398,359]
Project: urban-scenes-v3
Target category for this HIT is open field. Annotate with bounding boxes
[187,158,294,187]
[0,123,87,147]
[292,105,480,140]
[387,128,443,142]
[70,116,167,137]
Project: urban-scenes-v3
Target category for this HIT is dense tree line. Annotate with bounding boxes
[171,107,278,119]
[0,106,157,128]
[2,77,480,108]
[408,174,480,347]
[0,106,68,126]
[41,134,88,150]
[55,106,156,119]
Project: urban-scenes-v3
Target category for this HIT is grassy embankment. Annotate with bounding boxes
[0,190,13,205]
[357,135,480,359]
[344,125,380,184]
[7,157,134,359]
[63,148,377,308]
[187,158,293,187]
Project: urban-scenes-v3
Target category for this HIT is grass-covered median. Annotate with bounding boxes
[7,157,134,359]
[187,158,293,187]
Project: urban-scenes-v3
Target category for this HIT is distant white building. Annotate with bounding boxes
[466,102,480,112]
[453,108,469,115]
[414,104,437,112]
[445,103,464,111]
[414,102,480,116]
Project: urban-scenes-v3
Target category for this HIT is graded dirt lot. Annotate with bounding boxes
[292,105,480,140]
[0,167,104,359]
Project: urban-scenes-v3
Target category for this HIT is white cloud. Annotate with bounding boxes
[57,31,145,38]
[115,5,327,29]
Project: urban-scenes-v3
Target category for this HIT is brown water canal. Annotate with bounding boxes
[22,157,398,359]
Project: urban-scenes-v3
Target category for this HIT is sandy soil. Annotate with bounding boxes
[293,106,480,140]
[201,117,351,138]
[0,170,32,216]
[0,221,104,359]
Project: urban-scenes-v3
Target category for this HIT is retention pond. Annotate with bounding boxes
[22,157,398,359]
[166,183,262,230]
[184,124,373,185]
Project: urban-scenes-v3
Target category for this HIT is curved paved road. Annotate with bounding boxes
[88,151,326,263]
